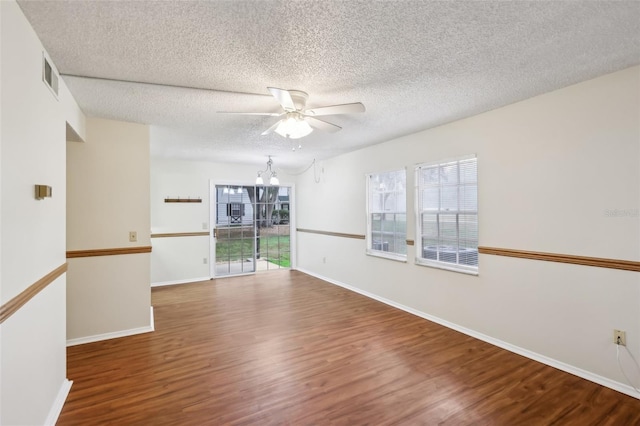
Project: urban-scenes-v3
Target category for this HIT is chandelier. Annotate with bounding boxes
[256,156,279,186]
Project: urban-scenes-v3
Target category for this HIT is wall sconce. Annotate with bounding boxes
[35,185,52,200]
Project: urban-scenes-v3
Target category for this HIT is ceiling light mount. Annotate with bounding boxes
[256,156,279,186]
[286,90,309,111]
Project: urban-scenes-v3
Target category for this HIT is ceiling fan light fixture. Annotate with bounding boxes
[221,87,364,138]
[274,114,313,139]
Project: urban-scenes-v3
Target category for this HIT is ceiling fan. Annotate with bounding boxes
[218,87,365,139]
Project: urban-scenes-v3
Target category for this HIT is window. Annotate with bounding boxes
[416,155,478,273]
[227,202,245,223]
[366,169,407,261]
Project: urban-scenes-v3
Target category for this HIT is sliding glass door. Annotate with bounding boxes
[255,185,291,271]
[212,184,256,277]
[210,183,292,277]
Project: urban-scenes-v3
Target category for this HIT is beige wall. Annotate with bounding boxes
[67,117,152,343]
[295,66,640,396]
[1,1,84,424]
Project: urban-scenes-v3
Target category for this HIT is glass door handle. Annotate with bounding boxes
[213,228,217,239]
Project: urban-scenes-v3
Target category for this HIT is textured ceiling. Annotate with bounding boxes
[17,0,640,169]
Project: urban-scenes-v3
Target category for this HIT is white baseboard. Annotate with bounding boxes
[149,305,155,332]
[151,276,211,287]
[45,379,72,426]
[67,307,155,347]
[296,267,640,400]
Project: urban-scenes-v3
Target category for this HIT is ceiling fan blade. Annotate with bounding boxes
[305,102,365,116]
[217,111,282,116]
[261,120,282,136]
[268,87,296,111]
[306,117,342,133]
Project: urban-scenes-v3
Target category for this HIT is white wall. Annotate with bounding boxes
[296,66,640,396]
[0,1,84,423]
[67,117,151,342]
[150,158,294,284]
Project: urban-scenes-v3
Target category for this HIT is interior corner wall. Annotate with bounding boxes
[150,158,292,285]
[66,117,151,342]
[59,77,86,142]
[295,66,640,395]
[0,1,83,424]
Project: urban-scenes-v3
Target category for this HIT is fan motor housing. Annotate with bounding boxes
[288,90,309,110]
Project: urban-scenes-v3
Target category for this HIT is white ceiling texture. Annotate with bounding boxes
[17,1,640,169]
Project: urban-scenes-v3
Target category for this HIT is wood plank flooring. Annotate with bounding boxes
[58,270,640,425]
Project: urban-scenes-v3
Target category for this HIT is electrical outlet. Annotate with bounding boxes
[322,257,326,264]
[614,329,626,346]
[129,231,137,242]
[202,222,208,230]
[203,257,208,264]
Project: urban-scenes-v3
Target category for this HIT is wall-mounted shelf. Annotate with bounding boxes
[164,197,202,203]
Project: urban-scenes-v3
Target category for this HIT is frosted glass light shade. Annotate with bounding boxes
[274,116,313,139]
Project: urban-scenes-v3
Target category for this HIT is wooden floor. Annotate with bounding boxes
[59,270,640,425]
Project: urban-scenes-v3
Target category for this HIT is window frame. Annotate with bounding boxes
[415,155,478,275]
[365,168,407,262]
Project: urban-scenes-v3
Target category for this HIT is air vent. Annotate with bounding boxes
[42,53,59,98]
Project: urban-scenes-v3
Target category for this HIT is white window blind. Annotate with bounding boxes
[366,169,407,261]
[416,155,478,273]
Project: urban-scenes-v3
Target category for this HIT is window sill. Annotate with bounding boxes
[366,250,407,263]
[415,259,478,275]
